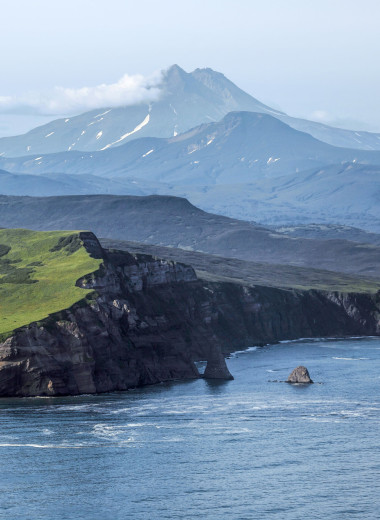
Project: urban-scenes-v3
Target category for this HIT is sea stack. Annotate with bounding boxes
[287,366,313,384]
[203,345,234,380]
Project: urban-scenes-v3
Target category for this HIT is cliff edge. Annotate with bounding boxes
[0,230,379,396]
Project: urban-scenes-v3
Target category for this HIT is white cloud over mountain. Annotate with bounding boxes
[0,72,163,116]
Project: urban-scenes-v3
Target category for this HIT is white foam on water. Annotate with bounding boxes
[0,443,84,449]
[149,437,184,443]
[229,346,258,357]
[332,357,369,361]
[302,417,343,423]
[92,424,136,442]
[218,428,252,435]
[337,410,364,418]
[278,336,378,346]
[56,404,105,413]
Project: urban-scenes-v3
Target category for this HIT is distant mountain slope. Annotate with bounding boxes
[170,163,380,232]
[276,114,380,151]
[1,163,378,232]
[0,65,379,157]
[272,223,380,246]
[0,168,152,196]
[0,65,280,158]
[2,112,380,183]
[0,194,379,279]
[1,114,379,231]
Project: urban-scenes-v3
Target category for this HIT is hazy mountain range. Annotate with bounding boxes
[1,65,380,157]
[0,65,379,232]
[1,111,379,231]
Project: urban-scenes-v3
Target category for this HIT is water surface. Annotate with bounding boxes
[1,337,379,519]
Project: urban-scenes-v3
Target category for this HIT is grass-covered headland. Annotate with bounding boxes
[0,229,101,339]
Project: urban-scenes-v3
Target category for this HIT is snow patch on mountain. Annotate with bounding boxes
[267,157,280,164]
[94,110,112,118]
[101,114,150,150]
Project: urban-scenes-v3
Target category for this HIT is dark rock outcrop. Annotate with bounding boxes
[0,233,379,396]
[287,366,313,384]
[203,345,234,380]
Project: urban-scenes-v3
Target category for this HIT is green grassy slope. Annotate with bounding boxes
[0,229,101,338]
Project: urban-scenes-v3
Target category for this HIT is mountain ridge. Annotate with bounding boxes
[1,111,379,231]
[1,65,380,157]
[0,193,380,279]
[2,111,380,182]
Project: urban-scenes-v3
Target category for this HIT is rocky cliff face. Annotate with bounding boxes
[0,233,379,397]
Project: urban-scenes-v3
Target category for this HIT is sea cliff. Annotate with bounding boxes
[0,233,379,396]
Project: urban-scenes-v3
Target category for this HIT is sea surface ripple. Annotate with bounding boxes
[0,337,379,519]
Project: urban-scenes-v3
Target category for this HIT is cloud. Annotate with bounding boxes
[308,109,379,131]
[309,110,332,123]
[0,72,164,116]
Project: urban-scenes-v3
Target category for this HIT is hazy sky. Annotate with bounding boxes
[1,0,379,136]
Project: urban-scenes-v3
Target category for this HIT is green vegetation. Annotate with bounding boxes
[0,244,11,257]
[0,229,101,339]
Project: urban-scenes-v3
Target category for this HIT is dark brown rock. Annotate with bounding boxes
[203,345,234,380]
[287,366,313,384]
[0,236,379,396]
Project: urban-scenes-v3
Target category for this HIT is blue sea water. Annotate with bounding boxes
[0,337,379,519]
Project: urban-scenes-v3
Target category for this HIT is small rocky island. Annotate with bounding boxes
[1,230,379,396]
[287,366,313,384]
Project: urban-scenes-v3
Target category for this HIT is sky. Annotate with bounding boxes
[1,0,379,137]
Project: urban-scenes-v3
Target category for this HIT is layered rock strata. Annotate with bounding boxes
[0,233,379,396]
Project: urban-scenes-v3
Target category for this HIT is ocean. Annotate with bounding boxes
[1,337,379,519]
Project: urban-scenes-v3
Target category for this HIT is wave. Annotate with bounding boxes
[0,443,85,449]
[332,357,369,361]
[229,346,258,357]
[279,336,379,344]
